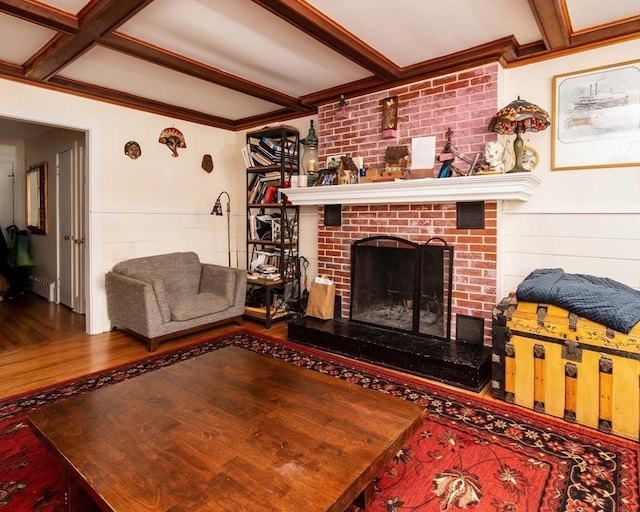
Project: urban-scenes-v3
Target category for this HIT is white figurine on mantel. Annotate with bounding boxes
[483,141,505,173]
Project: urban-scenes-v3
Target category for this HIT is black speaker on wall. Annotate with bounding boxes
[324,204,342,226]
[457,201,485,229]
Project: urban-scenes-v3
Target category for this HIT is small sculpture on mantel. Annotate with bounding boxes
[478,141,505,174]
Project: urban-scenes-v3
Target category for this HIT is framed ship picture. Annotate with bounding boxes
[552,60,640,170]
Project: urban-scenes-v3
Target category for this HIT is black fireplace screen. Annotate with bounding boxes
[350,236,453,340]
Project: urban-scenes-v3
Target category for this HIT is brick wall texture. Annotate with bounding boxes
[315,64,499,342]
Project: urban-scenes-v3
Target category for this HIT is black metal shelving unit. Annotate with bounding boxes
[244,126,300,328]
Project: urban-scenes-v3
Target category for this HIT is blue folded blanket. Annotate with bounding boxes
[516,268,640,334]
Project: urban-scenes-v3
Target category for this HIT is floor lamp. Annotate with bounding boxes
[211,191,231,267]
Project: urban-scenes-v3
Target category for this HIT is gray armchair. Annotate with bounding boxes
[105,252,246,351]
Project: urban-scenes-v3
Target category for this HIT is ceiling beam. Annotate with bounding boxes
[100,33,312,113]
[301,37,524,107]
[0,0,78,33]
[252,0,401,82]
[48,76,239,130]
[527,0,571,49]
[23,0,153,81]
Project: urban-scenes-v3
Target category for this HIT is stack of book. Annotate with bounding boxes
[248,273,282,282]
[248,172,282,204]
[242,135,297,168]
[248,265,281,282]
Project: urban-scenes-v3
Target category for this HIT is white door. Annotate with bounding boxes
[57,143,85,312]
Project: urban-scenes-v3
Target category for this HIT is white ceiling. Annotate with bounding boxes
[0,0,638,134]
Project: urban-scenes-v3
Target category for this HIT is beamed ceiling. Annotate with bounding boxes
[0,0,638,131]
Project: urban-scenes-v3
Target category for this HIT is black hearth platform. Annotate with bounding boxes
[287,316,492,392]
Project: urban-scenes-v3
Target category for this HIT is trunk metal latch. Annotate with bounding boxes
[562,340,582,362]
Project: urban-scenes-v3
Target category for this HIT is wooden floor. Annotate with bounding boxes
[0,292,614,440]
[0,293,287,401]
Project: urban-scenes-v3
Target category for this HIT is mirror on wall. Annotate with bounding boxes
[26,161,48,235]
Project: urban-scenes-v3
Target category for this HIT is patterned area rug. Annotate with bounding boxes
[1,331,638,512]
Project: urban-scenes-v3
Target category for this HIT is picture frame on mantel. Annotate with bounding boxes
[551,60,640,170]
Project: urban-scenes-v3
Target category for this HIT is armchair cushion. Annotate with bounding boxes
[129,273,171,323]
[171,293,231,321]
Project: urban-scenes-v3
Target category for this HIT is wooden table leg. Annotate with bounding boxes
[67,470,101,512]
[353,481,376,509]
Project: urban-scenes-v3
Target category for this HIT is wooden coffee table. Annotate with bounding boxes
[28,346,425,511]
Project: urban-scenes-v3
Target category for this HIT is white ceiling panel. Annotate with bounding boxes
[38,0,88,16]
[565,0,640,31]
[58,46,281,119]
[0,12,56,64]
[309,0,543,66]
[118,0,370,97]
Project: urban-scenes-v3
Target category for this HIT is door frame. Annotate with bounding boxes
[1,105,103,334]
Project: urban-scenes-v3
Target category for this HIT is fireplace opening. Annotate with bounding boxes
[350,236,453,340]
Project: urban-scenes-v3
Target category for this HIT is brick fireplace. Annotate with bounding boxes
[285,174,539,390]
[316,63,499,343]
[318,202,496,342]
[285,63,531,391]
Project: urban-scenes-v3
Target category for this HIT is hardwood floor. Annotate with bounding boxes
[0,292,287,401]
[0,293,483,402]
[0,293,617,441]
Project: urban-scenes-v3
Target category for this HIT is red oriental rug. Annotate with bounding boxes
[1,331,638,512]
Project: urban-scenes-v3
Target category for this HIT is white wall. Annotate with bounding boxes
[1,39,637,333]
[0,77,320,333]
[1,78,245,333]
[497,40,640,296]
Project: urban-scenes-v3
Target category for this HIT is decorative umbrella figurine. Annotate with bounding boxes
[488,97,550,172]
[158,127,187,157]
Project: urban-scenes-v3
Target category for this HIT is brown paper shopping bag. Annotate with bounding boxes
[305,277,335,320]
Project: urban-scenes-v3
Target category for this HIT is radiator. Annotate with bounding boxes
[30,275,55,302]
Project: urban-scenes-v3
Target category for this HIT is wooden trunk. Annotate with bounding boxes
[492,300,639,441]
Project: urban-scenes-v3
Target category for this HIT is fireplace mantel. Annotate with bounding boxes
[284,173,541,206]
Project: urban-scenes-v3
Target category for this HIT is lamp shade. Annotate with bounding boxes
[488,97,550,134]
[488,97,550,172]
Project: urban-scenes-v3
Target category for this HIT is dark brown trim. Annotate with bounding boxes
[0,0,79,33]
[570,17,640,46]
[24,0,153,81]
[48,76,238,130]
[1,0,637,130]
[100,33,312,112]
[251,0,401,81]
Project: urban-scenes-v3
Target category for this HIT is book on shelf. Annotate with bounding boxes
[249,150,272,167]
[256,263,278,273]
[248,214,258,241]
[248,271,282,282]
[244,135,298,167]
[263,185,279,204]
[241,146,252,168]
[249,244,285,264]
[249,174,281,204]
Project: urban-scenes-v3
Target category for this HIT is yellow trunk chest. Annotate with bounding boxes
[492,300,639,441]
